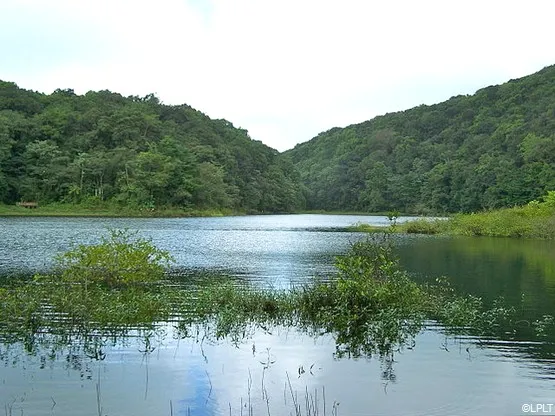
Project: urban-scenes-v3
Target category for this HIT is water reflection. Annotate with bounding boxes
[2,323,554,416]
[397,236,555,317]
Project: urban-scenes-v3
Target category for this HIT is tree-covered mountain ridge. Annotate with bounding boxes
[286,64,555,213]
[0,82,305,213]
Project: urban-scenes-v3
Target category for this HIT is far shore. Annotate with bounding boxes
[0,204,432,219]
[0,204,238,218]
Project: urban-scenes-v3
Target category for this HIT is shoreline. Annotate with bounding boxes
[0,204,241,218]
[0,205,423,219]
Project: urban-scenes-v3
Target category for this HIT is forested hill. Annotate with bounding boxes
[0,82,305,213]
[286,65,555,214]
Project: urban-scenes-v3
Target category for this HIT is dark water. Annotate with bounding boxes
[397,235,555,315]
[1,215,554,415]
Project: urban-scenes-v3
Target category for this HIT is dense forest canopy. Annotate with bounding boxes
[0,82,305,213]
[2,65,554,215]
[286,65,555,213]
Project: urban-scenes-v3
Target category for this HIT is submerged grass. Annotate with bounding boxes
[1,229,554,360]
[175,235,546,358]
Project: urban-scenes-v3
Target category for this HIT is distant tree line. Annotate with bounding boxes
[0,82,305,212]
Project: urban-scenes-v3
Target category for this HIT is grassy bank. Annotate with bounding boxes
[0,204,401,218]
[352,191,555,239]
[0,202,241,218]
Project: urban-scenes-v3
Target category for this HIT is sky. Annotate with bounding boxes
[2,0,555,152]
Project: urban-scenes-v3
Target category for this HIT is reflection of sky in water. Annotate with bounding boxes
[178,365,214,415]
[2,325,554,415]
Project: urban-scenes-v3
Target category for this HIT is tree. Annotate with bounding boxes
[21,140,70,202]
[193,162,232,209]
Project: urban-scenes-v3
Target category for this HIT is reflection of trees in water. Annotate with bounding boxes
[2,314,555,394]
[0,312,552,383]
[0,325,167,379]
[397,236,555,315]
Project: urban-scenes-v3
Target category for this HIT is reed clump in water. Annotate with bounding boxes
[0,230,174,346]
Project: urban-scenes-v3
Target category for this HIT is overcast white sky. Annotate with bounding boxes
[2,0,555,151]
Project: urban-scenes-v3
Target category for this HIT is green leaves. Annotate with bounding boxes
[0,81,306,213]
[55,229,173,288]
[286,65,555,214]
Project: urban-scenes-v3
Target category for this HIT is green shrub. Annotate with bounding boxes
[55,230,173,288]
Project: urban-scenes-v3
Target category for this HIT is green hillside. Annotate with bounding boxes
[286,65,555,214]
[0,82,305,213]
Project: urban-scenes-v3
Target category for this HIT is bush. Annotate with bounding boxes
[55,230,173,288]
[0,230,175,344]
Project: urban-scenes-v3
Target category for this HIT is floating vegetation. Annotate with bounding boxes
[1,229,554,364]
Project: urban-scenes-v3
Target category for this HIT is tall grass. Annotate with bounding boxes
[376,191,555,239]
[446,203,555,238]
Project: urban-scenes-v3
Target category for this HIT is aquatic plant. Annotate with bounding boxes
[175,233,551,359]
[1,229,554,362]
[0,231,174,350]
[55,229,174,288]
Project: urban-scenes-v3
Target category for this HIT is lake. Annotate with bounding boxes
[1,214,554,415]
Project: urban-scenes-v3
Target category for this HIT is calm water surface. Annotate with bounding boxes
[1,215,554,415]
[0,214,398,282]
